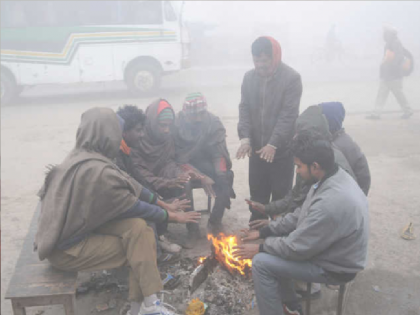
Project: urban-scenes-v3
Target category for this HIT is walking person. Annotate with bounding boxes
[367,27,414,120]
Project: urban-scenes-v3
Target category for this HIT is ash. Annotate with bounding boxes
[160,257,256,315]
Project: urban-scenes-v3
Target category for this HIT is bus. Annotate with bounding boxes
[0,1,190,104]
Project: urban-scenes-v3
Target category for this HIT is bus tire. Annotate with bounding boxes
[1,72,18,105]
[126,63,161,96]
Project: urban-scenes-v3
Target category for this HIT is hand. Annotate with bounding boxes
[161,199,191,213]
[201,176,216,198]
[256,145,276,163]
[167,173,191,189]
[240,229,260,242]
[236,143,252,159]
[249,219,269,230]
[233,244,260,260]
[245,199,266,215]
[187,170,205,181]
[168,210,201,224]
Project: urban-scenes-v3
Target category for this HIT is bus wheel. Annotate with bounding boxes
[1,72,18,105]
[126,64,161,96]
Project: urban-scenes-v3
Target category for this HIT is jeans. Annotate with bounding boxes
[252,253,342,315]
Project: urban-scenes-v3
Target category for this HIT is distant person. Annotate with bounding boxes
[325,24,343,62]
[237,36,302,222]
[131,99,215,248]
[35,108,200,315]
[173,93,235,235]
[367,27,414,120]
[234,132,369,315]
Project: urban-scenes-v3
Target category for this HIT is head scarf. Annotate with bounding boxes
[183,92,208,115]
[318,102,346,134]
[131,100,180,178]
[262,36,282,75]
[35,108,143,260]
[158,108,175,121]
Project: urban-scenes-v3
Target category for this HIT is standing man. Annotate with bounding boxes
[237,36,303,222]
[367,27,414,120]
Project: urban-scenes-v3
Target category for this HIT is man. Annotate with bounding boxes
[35,108,200,315]
[367,26,414,120]
[234,132,369,315]
[247,104,355,223]
[116,104,188,255]
[173,93,235,234]
[319,102,371,195]
[131,99,215,248]
[237,36,303,222]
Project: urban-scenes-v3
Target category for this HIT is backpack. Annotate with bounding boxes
[401,47,414,76]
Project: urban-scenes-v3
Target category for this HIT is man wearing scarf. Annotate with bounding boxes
[237,36,303,222]
[35,108,199,315]
[131,100,214,248]
[173,93,236,234]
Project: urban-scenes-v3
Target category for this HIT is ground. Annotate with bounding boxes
[1,64,420,315]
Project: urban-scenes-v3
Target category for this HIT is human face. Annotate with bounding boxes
[157,119,173,138]
[187,111,206,124]
[294,157,318,184]
[123,123,142,147]
[253,53,273,77]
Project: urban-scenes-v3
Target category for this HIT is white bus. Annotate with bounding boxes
[0,1,190,103]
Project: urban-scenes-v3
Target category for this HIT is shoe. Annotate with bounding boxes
[157,253,180,266]
[139,300,177,315]
[283,303,304,315]
[159,236,182,253]
[401,111,414,119]
[365,114,381,120]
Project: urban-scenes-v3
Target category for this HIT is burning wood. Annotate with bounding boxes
[207,233,252,277]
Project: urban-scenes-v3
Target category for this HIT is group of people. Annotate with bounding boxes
[35,35,374,315]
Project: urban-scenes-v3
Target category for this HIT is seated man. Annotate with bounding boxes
[247,104,355,223]
[35,108,200,315]
[116,104,188,255]
[131,99,215,247]
[234,132,369,315]
[173,93,235,234]
[319,102,371,195]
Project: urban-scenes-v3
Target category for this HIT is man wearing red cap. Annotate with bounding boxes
[237,36,303,222]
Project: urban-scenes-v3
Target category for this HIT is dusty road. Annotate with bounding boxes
[1,66,420,314]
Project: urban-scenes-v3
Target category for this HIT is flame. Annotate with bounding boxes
[198,256,207,264]
[207,233,252,276]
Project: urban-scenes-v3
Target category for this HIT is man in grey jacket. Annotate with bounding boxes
[237,36,302,222]
[234,132,369,315]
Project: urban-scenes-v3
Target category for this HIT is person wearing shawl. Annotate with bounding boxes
[319,102,371,195]
[35,107,199,315]
[237,36,303,222]
[116,104,191,255]
[173,93,236,234]
[131,99,214,248]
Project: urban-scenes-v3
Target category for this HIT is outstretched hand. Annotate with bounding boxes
[245,199,266,215]
[249,219,269,230]
[236,143,252,159]
[233,244,259,260]
[168,210,201,224]
[240,229,260,242]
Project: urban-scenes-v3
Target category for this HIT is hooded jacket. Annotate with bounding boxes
[35,108,145,261]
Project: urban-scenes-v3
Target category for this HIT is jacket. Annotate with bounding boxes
[238,62,302,157]
[333,129,371,195]
[261,168,369,274]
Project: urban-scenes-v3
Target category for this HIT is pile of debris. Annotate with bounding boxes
[160,257,256,315]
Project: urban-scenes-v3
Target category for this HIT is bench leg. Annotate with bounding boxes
[63,295,76,315]
[337,284,347,315]
[306,282,312,315]
[11,300,26,315]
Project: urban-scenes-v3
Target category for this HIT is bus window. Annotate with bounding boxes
[120,1,163,25]
[164,1,177,22]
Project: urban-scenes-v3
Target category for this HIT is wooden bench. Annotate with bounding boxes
[5,205,78,315]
